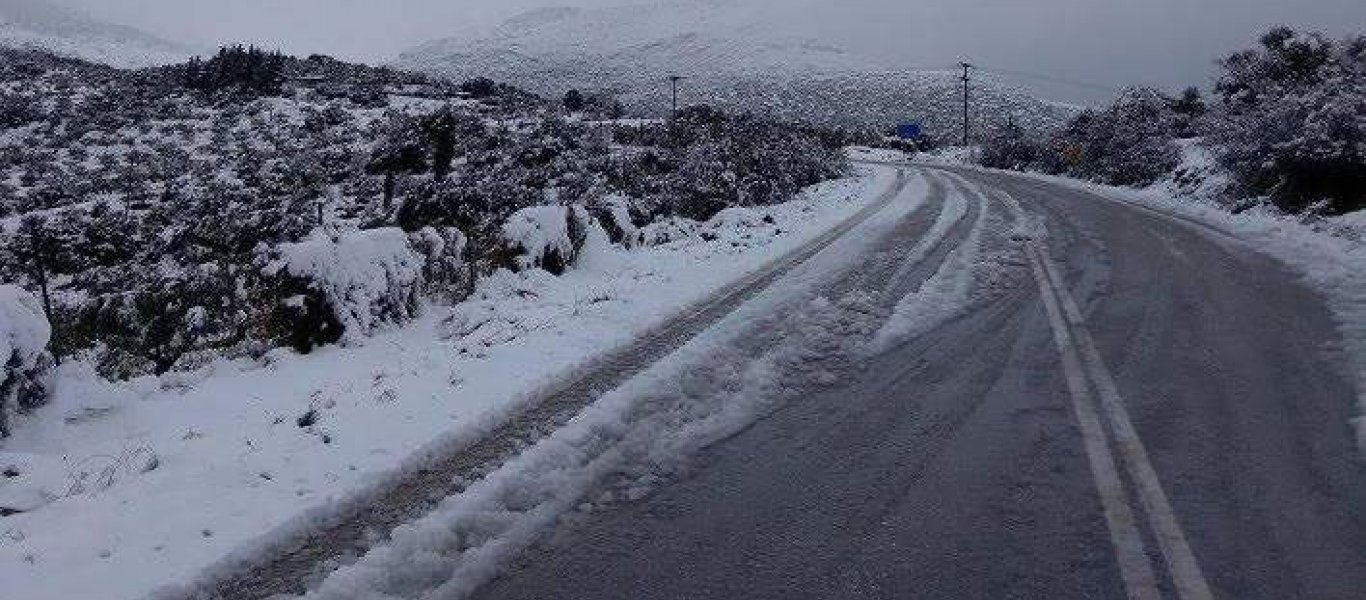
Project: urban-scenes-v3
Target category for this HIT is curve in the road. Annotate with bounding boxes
[468,167,1366,600]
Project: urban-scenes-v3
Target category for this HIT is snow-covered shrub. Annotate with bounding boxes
[0,45,854,390]
[1208,27,1365,214]
[0,286,53,438]
[978,121,1045,171]
[1158,140,1237,206]
[587,194,641,248]
[1055,88,1181,187]
[609,106,850,221]
[497,205,591,275]
[700,207,786,249]
[409,226,471,300]
[268,226,425,342]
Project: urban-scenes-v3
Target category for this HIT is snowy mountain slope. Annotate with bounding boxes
[0,0,194,67]
[398,0,1077,134]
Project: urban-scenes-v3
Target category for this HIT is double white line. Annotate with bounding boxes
[1024,233,1215,600]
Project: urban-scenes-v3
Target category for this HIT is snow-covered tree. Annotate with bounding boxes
[1054,87,1181,187]
[1207,27,1365,214]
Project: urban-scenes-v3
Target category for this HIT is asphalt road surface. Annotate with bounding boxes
[471,167,1366,600]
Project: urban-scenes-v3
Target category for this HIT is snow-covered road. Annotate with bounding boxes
[449,167,1363,600]
[6,162,1364,600]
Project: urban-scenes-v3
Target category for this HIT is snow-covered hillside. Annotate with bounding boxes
[397,0,1077,135]
[0,0,194,67]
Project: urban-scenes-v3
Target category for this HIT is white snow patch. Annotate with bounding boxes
[846,146,911,164]
[918,146,981,166]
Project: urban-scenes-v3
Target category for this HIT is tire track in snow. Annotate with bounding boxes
[162,169,918,600]
[870,172,992,351]
[272,169,1007,600]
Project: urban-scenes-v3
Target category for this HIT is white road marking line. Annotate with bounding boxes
[1025,242,1164,600]
[1036,248,1216,600]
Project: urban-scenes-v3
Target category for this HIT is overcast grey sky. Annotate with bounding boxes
[49,0,1366,103]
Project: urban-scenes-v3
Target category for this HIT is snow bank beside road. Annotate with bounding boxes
[0,166,899,600]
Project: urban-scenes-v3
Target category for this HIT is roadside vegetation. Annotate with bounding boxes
[979,27,1365,216]
[0,46,849,435]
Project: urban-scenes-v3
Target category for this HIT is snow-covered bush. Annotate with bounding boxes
[975,87,1186,186]
[587,194,641,248]
[1158,140,1237,207]
[978,121,1045,171]
[636,217,701,247]
[0,286,53,438]
[269,226,426,342]
[1055,88,1181,187]
[0,44,853,396]
[409,226,471,299]
[1207,27,1365,214]
[609,106,850,221]
[497,205,591,275]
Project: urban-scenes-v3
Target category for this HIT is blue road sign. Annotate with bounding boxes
[897,122,923,140]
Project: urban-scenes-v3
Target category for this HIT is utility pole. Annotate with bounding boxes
[668,75,685,121]
[959,62,973,146]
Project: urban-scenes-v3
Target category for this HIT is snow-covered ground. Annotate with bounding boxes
[846,145,979,167]
[845,146,912,164]
[0,165,900,600]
